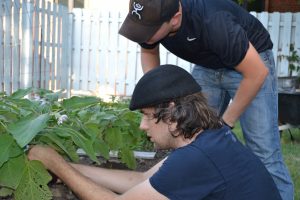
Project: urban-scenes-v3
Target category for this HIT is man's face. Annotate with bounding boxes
[145,22,172,44]
[139,108,177,149]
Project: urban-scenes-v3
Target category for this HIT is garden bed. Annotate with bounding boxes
[2,150,168,200]
[52,150,168,200]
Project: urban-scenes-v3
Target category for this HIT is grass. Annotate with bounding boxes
[232,123,300,199]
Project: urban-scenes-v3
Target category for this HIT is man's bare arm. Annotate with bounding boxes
[141,46,160,73]
[70,157,166,194]
[28,146,167,200]
[222,42,269,127]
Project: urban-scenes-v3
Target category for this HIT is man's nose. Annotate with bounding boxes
[139,117,148,130]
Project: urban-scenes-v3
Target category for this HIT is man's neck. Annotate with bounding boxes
[176,130,203,148]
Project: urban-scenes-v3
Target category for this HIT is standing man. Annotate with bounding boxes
[29,65,282,200]
[118,0,294,199]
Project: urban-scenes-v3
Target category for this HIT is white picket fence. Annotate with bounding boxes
[1,0,300,97]
[71,10,300,97]
[0,0,71,95]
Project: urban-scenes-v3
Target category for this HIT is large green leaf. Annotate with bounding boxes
[0,155,26,189]
[93,139,110,159]
[120,148,136,169]
[68,130,99,164]
[62,96,100,110]
[9,88,33,99]
[41,132,79,162]
[105,127,123,150]
[54,127,99,164]
[82,122,101,141]
[7,114,50,148]
[0,134,23,167]
[9,98,42,115]
[14,160,52,200]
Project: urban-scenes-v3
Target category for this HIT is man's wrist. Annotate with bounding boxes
[222,119,234,129]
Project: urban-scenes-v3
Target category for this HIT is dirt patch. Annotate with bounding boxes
[49,150,168,200]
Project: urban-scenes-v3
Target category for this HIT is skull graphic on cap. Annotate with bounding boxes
[131,2,144,20]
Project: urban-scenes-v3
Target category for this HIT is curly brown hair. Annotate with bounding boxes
[152,92,222,139]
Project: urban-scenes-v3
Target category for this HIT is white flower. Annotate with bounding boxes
[57,114,68,125]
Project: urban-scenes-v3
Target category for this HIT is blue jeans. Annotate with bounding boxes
[192,50,294,200]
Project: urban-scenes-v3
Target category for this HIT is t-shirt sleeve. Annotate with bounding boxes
[205,12,249,68]
[149,147,225,200]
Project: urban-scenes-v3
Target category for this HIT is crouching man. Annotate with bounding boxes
[28,64,282,200]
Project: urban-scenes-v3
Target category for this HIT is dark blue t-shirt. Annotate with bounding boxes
[149,126,281,200]
[141,0,273,69]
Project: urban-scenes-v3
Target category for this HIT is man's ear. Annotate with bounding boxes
[170,12,182,27]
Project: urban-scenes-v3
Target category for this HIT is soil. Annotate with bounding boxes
[7,150,168,200]
[51,150,168,200]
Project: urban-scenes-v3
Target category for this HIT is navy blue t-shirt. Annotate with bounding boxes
[141,0,273,69]
[149,126,281,200]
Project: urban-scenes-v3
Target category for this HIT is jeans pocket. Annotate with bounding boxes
[259,50,277,94]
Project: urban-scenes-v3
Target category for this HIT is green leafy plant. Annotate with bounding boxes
[0,88,151,199]
[287,44,300,78]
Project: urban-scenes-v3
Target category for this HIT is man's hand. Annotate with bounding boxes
[28,145,63,170]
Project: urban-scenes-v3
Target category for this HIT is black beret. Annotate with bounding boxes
[129,64,201,110]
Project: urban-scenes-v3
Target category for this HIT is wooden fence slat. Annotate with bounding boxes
[60,5,70,92]
[115,11,125,96]
[50,3,57,90]
[40,0,46,88]
[88,10,100,91]
[45,1,51,89]
[294,13,300,76]
[0,1,4,91]
[107,11,118,95]
[258,12,269,30]
[278,13,293,76]
[71,9,82,90]
[113,11,126,96]
[125,39,139,96]
[20,0,33,89]
[4,0,12,94]
[55,5,62,90]
[12,0,21,92]
[80,9,91,91]
[66,12,73,97]
[98,10,109,96]
[33,0,40,89]
[269,12,280,71]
